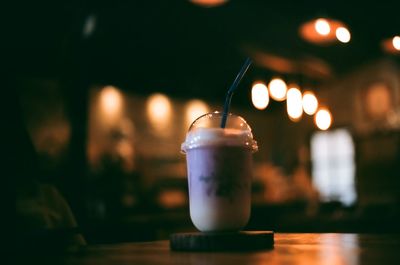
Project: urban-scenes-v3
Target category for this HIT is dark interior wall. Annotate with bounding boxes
[318,59,400,208]
[355,132,400,206]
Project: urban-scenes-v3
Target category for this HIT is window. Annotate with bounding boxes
[310,129,356,206]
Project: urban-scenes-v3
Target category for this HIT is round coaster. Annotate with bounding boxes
[170,231,274,251]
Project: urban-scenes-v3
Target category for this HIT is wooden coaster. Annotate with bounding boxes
[170,231,274,251]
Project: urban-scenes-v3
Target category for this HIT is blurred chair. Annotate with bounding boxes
[13,90,86,253]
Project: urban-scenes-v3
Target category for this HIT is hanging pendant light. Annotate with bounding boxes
[300,17,351,45]
[302,91,318,115]
[251,82,269,110]
[315,107,332,130]
[268,78,287,101]
[382,35,400,54]
[286,85,303,121]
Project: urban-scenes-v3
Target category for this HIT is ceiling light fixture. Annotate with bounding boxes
[315,18,331,36]
[251,82,269,110]
[381,35,400,54]
[392,36,400,51]
[268,78,287,101]
[300,17,351,45]
[286,85,303,121]
[302,91,318,115]
[315,107,332,130]
[336,27,351,43]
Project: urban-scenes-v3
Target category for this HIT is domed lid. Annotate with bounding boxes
[181,111,258,153]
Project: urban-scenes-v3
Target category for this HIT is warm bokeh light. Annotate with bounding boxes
[315,108,332,130]
[189,0,228,8]
[300,17,350,45]
[381,36,400,54]
[302,91,318,115]
[100,86,123,118]
[315,18,331,36]
[251,82,269,110]
[158,190,187,209]
[286,86,303,121]
[147,93,172,132]
[393,36,400,51]
[336,27,351,43]
[82,14,96,38]
[365,82,391,118]
[268,78,287,101]
[185,99,209,127]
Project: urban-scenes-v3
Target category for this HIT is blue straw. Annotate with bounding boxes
[220,57,252,128]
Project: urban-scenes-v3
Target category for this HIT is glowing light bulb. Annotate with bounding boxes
[186,99,209,127]
[393,36,400,51]
[268,78,287,101]
[251,82,269,110]
[336,27,351,43]
[286,86,303,121]
[315,108,332,130]
[315,18,331,36]
[100,86,123,118]
[147,93,172,133]
[302,91,318,115]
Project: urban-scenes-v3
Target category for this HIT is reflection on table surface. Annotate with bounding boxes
[19,233,400,265]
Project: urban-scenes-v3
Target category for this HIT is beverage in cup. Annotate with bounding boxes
[181,112,258,232]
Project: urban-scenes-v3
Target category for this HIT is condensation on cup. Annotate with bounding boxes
[181,111,258,232]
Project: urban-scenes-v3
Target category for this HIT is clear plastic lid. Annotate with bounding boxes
[181,111,258,153]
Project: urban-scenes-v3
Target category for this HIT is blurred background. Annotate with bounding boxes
[14,0,400,244]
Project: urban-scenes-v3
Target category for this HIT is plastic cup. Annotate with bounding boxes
[181,112,258,232]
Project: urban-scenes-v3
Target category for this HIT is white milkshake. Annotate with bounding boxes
[181,112,258,232]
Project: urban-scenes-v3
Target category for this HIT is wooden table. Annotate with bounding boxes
[19,233,400,265]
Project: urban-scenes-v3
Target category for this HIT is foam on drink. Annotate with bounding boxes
[182,127,256,152]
